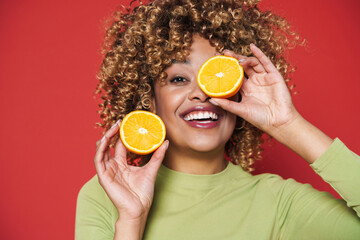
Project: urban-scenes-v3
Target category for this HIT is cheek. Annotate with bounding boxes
[154,94,175,122]
[224,114,237,136]
[155,101,168,119]
[155,89,186,117]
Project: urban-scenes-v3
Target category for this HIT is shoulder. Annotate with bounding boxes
[251,172,333,201]
[78,175,107,201]
[77,175,116,214]
[75,175,117,240]
[228,163,317,198]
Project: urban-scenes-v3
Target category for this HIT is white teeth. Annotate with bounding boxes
[205,112,210,119]
[184,111,218,121]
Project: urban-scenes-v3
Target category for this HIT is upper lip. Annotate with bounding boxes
[180,105,223,119]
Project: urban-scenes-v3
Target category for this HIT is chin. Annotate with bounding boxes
[186,139,227,153]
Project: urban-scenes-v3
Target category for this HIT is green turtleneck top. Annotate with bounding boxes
[75,138,360,239]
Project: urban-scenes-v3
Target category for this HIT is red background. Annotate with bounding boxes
[0,0,359,239]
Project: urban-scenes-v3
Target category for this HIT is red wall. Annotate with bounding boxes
[0,0,359,239]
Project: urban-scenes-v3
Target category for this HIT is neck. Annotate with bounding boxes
[162,145,228,175]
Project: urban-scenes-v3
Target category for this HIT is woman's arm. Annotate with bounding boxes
[310,138,360,217]
[267,112,333,164]
[210,44,360,237]
[275,140,360,238]
[209,44,360,211]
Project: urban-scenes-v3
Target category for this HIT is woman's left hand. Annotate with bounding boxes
[210,44,300,135]
[211,44,333,164]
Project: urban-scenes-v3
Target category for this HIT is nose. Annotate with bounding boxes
[188,79,210,102]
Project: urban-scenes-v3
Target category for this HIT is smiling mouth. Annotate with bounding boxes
[183,111,219,121]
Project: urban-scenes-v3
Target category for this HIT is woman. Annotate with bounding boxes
[75,0,360,239]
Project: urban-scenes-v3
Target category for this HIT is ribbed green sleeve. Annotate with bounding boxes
[310,138,360,217]
[277,138,360,239]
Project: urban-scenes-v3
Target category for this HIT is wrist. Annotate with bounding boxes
[267,112,332,164]
[117,210,149,222]
[266,108,302,142]
[114,213,149,240]
[115,203,151,222]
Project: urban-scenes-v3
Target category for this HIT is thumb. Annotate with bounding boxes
[209,98,247,118]
[144,140,169,178]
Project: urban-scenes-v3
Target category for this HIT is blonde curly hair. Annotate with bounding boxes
[95,0,301,171]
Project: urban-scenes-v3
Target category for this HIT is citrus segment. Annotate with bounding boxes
[120,110,166,155]
[197,55,244,98]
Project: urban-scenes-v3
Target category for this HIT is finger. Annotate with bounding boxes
[105,120,121,139]
[240,57,266,78]
[96,139,111,164]
[209,98,247,119]
[94,120,121,174]
[250,44,278,73]
[223,49,265,79]
[144,140,169,178]
[95,120,120,150]
[94,135,109,175]
[223,49,243,59]
[96,140,101,151]
[114,138,127,162]
[114,121,129,165]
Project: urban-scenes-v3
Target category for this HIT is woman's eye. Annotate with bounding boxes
[170,76,187,83]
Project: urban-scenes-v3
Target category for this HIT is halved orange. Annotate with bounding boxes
[120,110,166,155]
[197,55,244,98]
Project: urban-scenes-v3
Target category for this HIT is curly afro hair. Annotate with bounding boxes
[95,0,302,171]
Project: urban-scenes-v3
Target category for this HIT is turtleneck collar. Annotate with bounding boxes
[156,161,251,190]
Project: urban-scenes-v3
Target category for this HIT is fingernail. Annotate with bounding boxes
[250,43,255,47]
[209,99,219,106]
[238,58,246,63]
[111,120,120,128]
[165,140,169,150]
[101,135,106,142]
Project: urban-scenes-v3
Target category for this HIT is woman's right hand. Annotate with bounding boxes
[94,120,169,222]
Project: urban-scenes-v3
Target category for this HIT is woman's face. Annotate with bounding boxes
[153,35,237,154]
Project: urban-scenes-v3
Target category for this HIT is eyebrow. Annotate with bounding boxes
[171,59,191,65]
